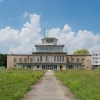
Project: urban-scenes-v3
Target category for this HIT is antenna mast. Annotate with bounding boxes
[44,29,46,37]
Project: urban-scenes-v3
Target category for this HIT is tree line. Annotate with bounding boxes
[0,54,7,67]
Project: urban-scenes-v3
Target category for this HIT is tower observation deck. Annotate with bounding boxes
[35,37,64,52]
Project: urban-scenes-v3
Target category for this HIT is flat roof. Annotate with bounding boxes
[7,54,33,56]
[35,45,64,46]
[67,54,92,56]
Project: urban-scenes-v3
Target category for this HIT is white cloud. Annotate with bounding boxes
[0,26,20,46]
[46,25,100,53]
[0,13,100,54]
[8,13,42,54]
[23,11,29,17]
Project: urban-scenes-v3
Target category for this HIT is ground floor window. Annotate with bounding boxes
[66,64,82,69]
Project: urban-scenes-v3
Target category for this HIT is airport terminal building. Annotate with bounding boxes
[7,37,92,70]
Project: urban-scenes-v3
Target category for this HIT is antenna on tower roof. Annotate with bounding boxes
[44,29,46,37]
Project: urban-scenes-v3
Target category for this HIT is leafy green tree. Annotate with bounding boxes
[0,54,7,67]
[73,48,90,55]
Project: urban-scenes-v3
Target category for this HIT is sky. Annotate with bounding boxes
[0,0,100,54]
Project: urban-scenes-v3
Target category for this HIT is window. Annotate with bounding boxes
[57,56,59,62]
[30,58,33,63]
[77,58,79,63]
[71,58,74,63]
[14,58,16,63]
[93,54,98,56]
[54,56,56,62]
[46,39,53,43]
[82,58,85,62]
[19,58,22,63]
[40,56,42,62]
[46,56,48,62]
[66,57,69,63]
[24,58,27,63]
[60,56,62,61]
[93,57,98,60]
[62,56,64,62]
[37,57,39,62]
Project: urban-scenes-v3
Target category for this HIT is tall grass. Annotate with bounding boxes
[0,68,45,100]
[55,69,100,100]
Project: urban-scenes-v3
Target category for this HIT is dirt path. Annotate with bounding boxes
[21,71,77,100]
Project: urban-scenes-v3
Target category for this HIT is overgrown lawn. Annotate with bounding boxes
[55,69,100,100]
[0,69,45,100]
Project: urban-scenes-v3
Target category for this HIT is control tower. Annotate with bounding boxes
[35,37,64,52]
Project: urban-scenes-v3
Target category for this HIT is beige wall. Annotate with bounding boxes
[7,54,92,69]
[7,55,33,68]
[66,55,92,69]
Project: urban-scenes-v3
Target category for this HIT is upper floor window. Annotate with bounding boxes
[82,58,85,62]
[46,56,48,62]
[14,58,16,63]
[30,58,33,63]
[93,57,98,60]
[77,58,79,63]
[62,56,64,62]
[93,54,98,56]
[37,58,39,61]
[40,56,42,62]
[66,58,69,63]
[60,56,62,61]
[57,56,59,62]
[71,58,74,63]
[54,56,56,62]
[24,58,27,63]
[19,58,22,63]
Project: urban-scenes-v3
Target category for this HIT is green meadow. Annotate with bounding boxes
[55,69,100,100]
[0,69,45,100]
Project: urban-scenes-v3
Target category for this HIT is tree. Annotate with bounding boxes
[73,48,90,55]
[0,54,7,67]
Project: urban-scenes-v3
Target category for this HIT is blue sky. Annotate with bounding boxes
[0,0,100,54]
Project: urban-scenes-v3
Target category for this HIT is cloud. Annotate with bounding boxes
[0,26,20,46]
[8,13,42,54]
[46,25,100,53]
[23,11,29,17]
[0,13,100,54]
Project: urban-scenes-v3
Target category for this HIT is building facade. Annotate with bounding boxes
[92,52,100,68]
[7,37,92,70]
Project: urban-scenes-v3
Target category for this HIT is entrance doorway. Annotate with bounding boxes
[42,65,57,70]
[60,65,62,70]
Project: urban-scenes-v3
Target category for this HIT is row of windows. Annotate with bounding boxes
[93,57,100,60]
[14,58,33,63]
[93,54,100,56]
[36,56,64,62]
[14,57,85,63]
[67,58,85,63]
[93,61,100,63]
[46,39,53,43]
[36,46,63,52]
